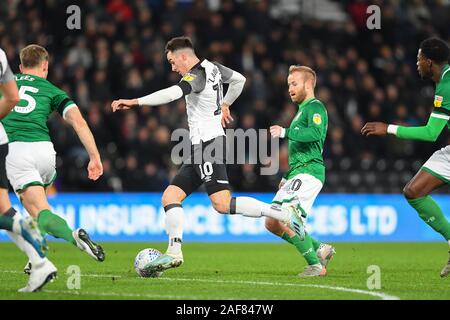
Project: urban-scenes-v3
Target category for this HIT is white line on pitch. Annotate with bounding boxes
[1,270,122,278]
[158,277,401,300]
[41,289,246,300]
[2,270,400,300]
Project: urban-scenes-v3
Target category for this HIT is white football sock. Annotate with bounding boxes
[7,231,44,265]
[11,216,22,234]
[233,197,290,222]
[164,205,184,255]
[448,240,450,247]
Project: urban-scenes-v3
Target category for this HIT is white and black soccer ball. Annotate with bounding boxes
[134,248,164,278]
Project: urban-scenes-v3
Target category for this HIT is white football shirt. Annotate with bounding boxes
[178,59,234,144]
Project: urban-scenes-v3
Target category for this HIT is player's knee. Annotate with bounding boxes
[265,218,277,233]
[161,187,183,207]
[265,217,282,234]
[403,184,419,199]
[212,200,229,214]
[161,190,171,207]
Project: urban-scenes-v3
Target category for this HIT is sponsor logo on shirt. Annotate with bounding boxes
[313,113,322,125]
[434,95,443,107]
[182,73,196,82]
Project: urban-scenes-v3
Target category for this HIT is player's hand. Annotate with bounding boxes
[361,122,388,136]
[270,125,283,138]
[221,104,233,127]
[87,157,103,181]
[111,99,138,112]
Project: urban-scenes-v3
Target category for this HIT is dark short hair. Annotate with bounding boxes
[165,36,194,54]
[420,38,450,64]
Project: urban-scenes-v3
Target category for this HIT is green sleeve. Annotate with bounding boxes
[285,103,327,142]
[396,115,447,142]
[397,77,450,141]
[51,88,76,116]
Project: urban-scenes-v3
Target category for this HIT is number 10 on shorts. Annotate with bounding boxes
[199,162,213,179]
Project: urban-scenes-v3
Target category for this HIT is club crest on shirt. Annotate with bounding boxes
[183,73,196,82]
[434,95,443,107]
[313,113,322,125]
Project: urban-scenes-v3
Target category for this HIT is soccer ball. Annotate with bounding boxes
[134,248,164,278]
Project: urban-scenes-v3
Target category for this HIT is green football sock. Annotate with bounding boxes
[408,196,450,241]
[309,234,322,251]
[290,234,320,265]
[38,209,76,245]
[0,215,13,232]
[283,232,322,252]
[281,232,293,244]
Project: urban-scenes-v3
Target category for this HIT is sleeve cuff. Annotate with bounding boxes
[62,103,78,119]
[281,128,286,138]
[387,124,399,135]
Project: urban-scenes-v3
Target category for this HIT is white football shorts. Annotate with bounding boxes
[271,173,323,218]
[6,141,57,192]
[422,145,450,184]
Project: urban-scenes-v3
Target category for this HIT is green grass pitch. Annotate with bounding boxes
[0,242,449,300]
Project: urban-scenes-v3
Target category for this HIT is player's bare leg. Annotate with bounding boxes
[403,169,444,199]
[0,188,57,291]
[20,185,104,261]
[404,169,450,277]
[0,197,47,258]
[145,185,187,272]
[209,189,232,214]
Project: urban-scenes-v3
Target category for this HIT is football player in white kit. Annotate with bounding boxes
[0,48,56,292]
[112,37,305,273]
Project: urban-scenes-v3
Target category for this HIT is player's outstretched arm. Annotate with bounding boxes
[64,107,103,181]
[361,115,447,142]
[111,85,184,112]
[111,98,138,112]
[360,122,388,136]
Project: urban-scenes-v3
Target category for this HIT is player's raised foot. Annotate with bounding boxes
[144,252,184,273]
[298,264,327,277]
[73,228,105,262]
[18,259,57,292]
[286,204,305,240]
[440,251,450,278]
[19,216,48,258]
[316,243,336,268]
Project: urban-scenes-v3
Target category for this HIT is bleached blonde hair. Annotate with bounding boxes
[288,65,316,88]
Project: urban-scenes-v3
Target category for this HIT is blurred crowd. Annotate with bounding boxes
[1,0,450,193]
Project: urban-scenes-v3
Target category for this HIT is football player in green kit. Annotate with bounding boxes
[0,47,51,292]
[362,38,450,277]
[269,65,335,277]
[2,45,105,281]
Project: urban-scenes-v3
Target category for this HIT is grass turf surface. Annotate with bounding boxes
[0,242,449,300]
